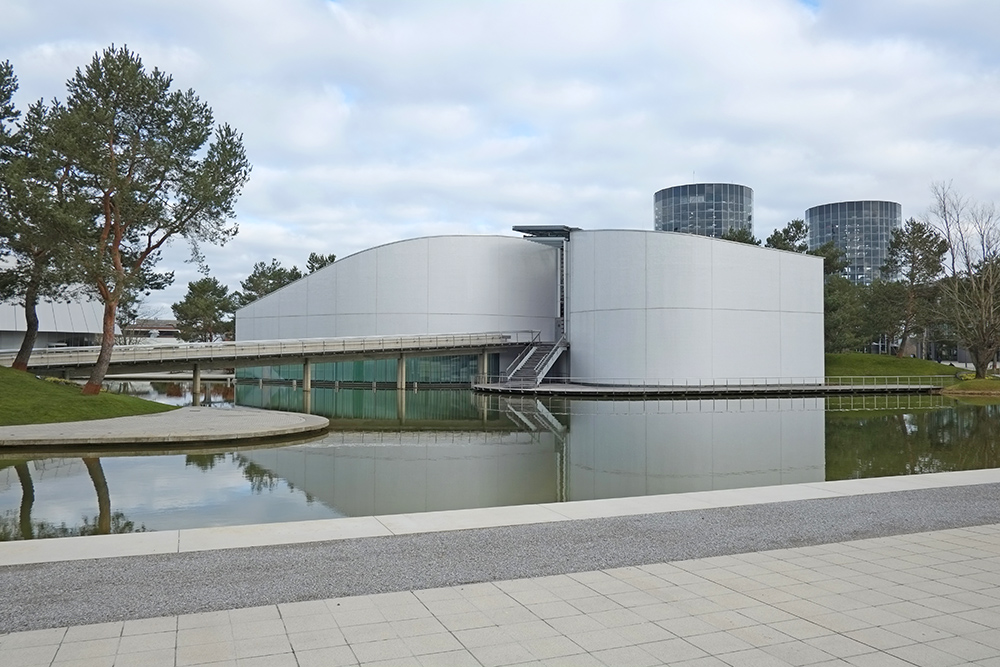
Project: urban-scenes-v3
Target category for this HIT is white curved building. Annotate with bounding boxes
[237,236,559,342]
[567,230,823,382]
[236,229,824,384]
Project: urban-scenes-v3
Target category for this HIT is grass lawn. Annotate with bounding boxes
[825,353,960,378]
[941,378,1000,396]
[0,365,176,427]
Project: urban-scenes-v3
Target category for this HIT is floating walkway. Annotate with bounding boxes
[473,377,950,398]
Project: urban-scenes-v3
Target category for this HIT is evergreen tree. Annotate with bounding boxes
[719,227,759,245]
[53,46,250,394]
[765,219,809,252]
[807,241,848,276]
[172,277,235,341]
[881,217,948,357]
[306,251,336,273]
[824,276,867,352]
[236,258,302,307]
[0,64,91,370]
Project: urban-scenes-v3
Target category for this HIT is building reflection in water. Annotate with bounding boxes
[8,390,975,539]
[236,390,826,517]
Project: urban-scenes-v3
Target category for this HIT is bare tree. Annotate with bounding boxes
[929,181,967,277]
[931,185,1000,378]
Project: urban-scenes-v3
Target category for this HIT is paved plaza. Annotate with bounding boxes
[2,469,1000,666]
[3,523,1000,666]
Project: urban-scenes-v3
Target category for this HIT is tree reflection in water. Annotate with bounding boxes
[827,401,1000,479]
[185,453,287,494]
[14,463,33,540]
[0,458,145,541]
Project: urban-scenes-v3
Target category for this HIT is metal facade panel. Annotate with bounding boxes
[779,251,824,314]
[493,239,558,319]
[593,231,645,312]
[426,237,484,316]
[643,308,713,380]
[305,264,336,316]
[376,313,431,335]
[278,281,309,319]
[593,309,646,381]
[378,238,429,315]
[711,309,783,378]
[779,311,825,378]
[334,248,378,316]
[711,240,781,312]
[645,233,713,309]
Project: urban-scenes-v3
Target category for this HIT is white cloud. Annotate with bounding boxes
[2,0,1000,313]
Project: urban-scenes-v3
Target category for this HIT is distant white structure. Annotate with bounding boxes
[0,298,104,351]
[236,228,824,384]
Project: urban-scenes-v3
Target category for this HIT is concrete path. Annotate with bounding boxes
[0,406,329,447]
[2,470,1000,666]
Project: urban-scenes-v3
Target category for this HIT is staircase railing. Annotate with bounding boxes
[530,336,567,385]
[503,331,542,381]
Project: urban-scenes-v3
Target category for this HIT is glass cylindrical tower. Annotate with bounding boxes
[654,183,754,238]
[806,200,901,284]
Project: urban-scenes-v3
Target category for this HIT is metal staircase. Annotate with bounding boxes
[504,336,568,387]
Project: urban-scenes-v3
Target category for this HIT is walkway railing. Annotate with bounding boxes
[1,330,541,371]
[472,374,957,392]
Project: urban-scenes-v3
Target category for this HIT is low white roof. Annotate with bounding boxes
[0,298,105,334]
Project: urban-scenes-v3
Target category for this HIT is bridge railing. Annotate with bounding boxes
[472,374,957,390]
[0,330,542,369]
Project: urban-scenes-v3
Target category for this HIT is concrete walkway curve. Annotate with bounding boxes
[0,406,329,447]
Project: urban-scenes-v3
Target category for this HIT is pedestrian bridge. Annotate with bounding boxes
[1,330,540,394]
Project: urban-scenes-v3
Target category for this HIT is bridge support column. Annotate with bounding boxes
[192,363,201,407]
[303,358,312,414]
[477,351,488,383]
[396,354,406,389]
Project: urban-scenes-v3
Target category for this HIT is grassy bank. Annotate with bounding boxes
[940,378,1000,397]
[0,366,176,426]
[825,353,959,378]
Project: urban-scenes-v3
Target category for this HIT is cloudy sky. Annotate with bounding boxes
[3,0,1000,314]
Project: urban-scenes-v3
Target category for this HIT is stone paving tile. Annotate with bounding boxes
[3,523,1000,667]
[113,647,176,667]
[295,645,359,667]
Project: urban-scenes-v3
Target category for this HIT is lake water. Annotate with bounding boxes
[2,389,997,540]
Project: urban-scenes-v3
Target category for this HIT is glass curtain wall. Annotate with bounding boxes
[806,201,902,284]
[236,354,500,386]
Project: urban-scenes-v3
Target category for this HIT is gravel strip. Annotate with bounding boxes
[2,483,999,633]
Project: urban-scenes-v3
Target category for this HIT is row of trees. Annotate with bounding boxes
[170,252,336,342]
[732,185,1000,379]
[0,46,250,393]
